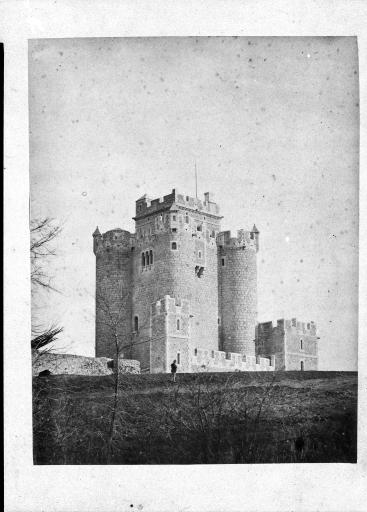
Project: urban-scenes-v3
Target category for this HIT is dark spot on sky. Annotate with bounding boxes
[248,58,252,62]
[59,52,63,56]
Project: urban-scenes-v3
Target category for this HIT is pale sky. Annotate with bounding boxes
[29,36,359,370]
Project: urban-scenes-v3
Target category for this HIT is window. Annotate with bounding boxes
[171,242,177,250]
[171,228,177,233]
[221,258,225,266]
[177,319,180,330]
[134,316,139,332]
[210,230,215,238]
[177,353,181,364]
[146,251,149,265]
[194,348,197,356]
[142,253,145,267]
[198,251,202,259]
[300,339,303,350]
[197,224,202,231]
[172,215,176,221]
[150,250,153,264]
[300,361,304,371]
[185,215,189,223]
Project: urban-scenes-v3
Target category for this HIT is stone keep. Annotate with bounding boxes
[93,188,317,373]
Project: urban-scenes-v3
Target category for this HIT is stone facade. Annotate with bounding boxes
[255,318,318,371]
[94,189,318,373]
[32,351,140,376]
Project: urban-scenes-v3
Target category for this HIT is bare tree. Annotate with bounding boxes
[95,282,151,462]
[30,217,62,292]
[30,217,63,355]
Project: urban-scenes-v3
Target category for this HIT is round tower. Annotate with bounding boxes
[218,227,259,356]
[93,227,132,359]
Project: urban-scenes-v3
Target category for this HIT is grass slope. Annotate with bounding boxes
[33,371,357,464]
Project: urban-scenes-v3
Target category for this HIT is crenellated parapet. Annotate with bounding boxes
[191,347,275,372]
[217,227,259,252]
[258,318,317,336]
[93,227,132,255]
[134,189,221,220]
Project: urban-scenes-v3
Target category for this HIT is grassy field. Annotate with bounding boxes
[33,371,357,464]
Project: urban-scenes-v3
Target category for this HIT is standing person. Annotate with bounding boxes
[171,359,177,382]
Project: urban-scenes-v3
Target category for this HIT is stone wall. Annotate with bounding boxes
[32,351,140,376]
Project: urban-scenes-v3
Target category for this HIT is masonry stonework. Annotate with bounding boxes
[255,318,318,371]
[94,189,319,373]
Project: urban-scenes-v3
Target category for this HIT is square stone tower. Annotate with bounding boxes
[131,189,222,371]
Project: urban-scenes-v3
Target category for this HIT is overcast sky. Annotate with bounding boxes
[29,36,359,370]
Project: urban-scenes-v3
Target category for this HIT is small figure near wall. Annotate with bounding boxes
[171,359,177,382]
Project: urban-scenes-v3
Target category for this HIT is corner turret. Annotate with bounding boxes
[93,226,102,254]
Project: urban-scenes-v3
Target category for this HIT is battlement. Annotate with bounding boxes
[151,295,190,316]
[134,189,221,220]
[191,347,275,372]
[93,227,132,254]
[217,228,258,251]
[257,318,317,335]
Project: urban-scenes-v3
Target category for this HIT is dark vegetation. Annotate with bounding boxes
[33,371,357,464]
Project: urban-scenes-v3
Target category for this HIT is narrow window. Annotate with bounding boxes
[221,258,225,266]
[172,215,176,221]
[211,350,215,357]
[134,316,139,332]
[142,252,145,267]
[194,348,198,356]
[146,251,149,265]
[185,214,189,223]
[186,196,189,201]
[198,251,202,259]
[177,353,181,365]
[150,250,153,264]
[300,339,303,350]
[177,319,180,330]
[300,361,304,371]
[171,242,177,250]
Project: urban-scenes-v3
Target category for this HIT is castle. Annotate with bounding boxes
[93,189,318,373]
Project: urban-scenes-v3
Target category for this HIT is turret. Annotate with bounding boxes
[218,228,258,356]
[251,224,260,252]
[93,228,132,359]
[93,226,102,254]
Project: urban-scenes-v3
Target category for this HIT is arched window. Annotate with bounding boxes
[300,361,304,371]
[150,250,153,264]
[134,316,139,332]
[146,251,149,265]
[300,339,303,350]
